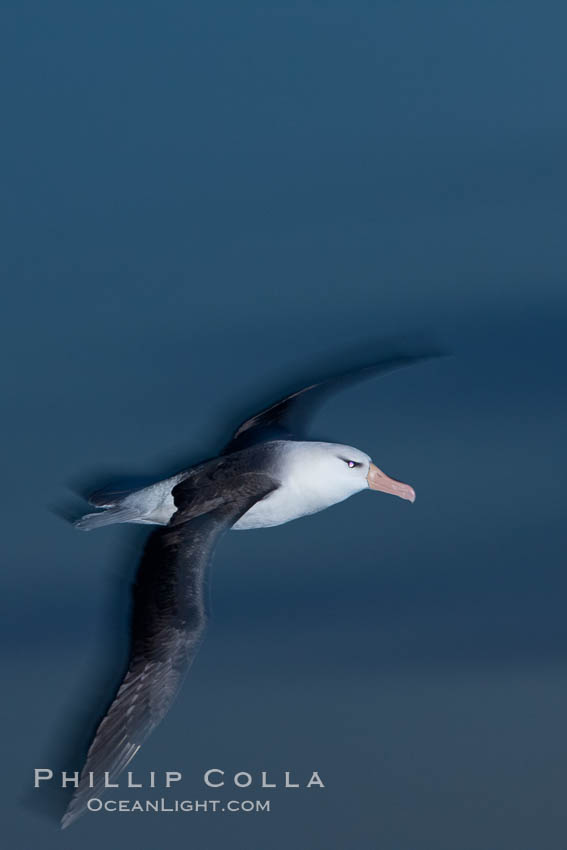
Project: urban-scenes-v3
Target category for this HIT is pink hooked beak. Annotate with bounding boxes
[366,462,415,503]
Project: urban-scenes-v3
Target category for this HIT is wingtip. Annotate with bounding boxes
[60,811,74,830]
[60,798,86,830]
[395,348,452,370]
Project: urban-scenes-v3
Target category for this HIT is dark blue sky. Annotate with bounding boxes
[2,2,566,848]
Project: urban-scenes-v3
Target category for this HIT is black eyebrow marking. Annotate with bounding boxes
[338,456,362,467]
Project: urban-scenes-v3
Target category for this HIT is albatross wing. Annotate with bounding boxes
[224,348,443,453]
[61,468,277,829]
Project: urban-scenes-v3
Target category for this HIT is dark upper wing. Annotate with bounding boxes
[61,470,277,829]
[223,347,444,453]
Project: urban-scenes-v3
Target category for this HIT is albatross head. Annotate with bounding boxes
[284,441,415,510]
[233,440,415,530]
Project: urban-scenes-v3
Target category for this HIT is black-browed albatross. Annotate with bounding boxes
[61,350,438,828]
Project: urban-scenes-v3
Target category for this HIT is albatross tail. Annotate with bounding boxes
[74,475,183,530]
[74,505,144,531]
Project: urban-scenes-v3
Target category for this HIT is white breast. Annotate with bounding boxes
[231,482,325,529]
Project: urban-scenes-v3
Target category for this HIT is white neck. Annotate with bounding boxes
[232,440,371,530]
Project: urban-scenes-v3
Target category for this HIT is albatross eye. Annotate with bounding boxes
[338,456,362,469]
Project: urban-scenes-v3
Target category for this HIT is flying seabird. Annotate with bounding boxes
[60,349,439,828]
